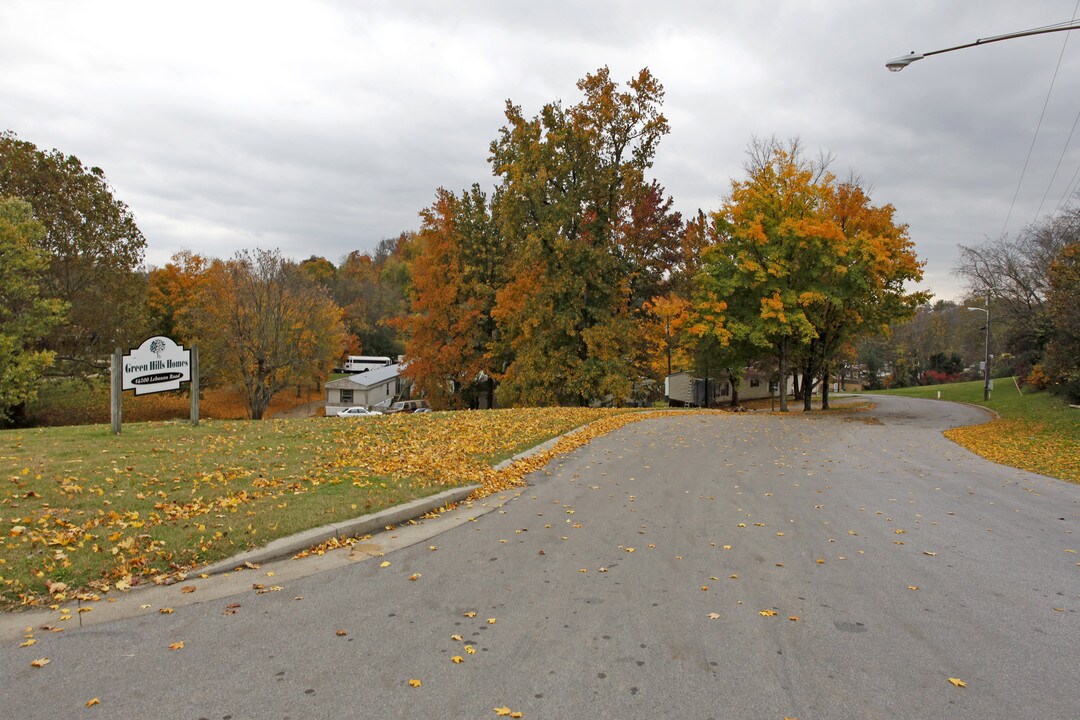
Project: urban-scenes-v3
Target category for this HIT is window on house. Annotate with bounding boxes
[750,378,760,387]
[720,384,730,397]
[340,389,353,404]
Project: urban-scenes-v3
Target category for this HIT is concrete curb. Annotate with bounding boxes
[196,414,634,577]
[199,484,479,576]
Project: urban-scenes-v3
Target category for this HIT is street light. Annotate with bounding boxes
[886,19,1080,71]
[967,301,990,401]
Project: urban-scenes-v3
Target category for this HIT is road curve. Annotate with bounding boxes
[3,395,1077,719]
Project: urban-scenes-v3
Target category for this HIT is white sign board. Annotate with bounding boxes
[121,336,192,395]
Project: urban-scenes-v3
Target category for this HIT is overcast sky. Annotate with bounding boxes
[3,1,1079,300]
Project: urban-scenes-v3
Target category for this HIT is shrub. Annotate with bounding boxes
[1026,365,1052,392]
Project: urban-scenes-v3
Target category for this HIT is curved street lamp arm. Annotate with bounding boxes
[887,19,1080,71]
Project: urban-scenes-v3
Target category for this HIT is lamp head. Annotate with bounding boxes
[886,52,924,71]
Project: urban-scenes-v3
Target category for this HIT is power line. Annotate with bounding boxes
[1001,7,1077,235]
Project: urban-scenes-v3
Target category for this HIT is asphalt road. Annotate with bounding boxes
[3,395,1078,719]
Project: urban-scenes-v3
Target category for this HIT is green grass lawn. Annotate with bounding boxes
[865,379,1078,482]
[0,408,642,608]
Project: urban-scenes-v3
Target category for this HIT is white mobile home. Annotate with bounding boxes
[325,363,407,414]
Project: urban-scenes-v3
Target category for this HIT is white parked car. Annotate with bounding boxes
[336,406,382,418]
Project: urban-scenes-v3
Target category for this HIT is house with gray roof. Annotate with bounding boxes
[325,363,408,415]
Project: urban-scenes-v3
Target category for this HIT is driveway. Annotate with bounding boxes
[3,395,1077,719]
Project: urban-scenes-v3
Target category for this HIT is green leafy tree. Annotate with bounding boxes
[489,67,669,405]
[0,131,147,375]
[696,140,825,411]
[0,198,67,422]
[698,139,926,410]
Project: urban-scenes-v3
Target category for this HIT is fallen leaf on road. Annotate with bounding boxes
[31,657,49,667]
[464,612,477,618]
[788,616,799,622]
[759,609,777,617]
[180,586,196,594]
[949,677,967,688]
[86,698,100,707]
[168,641,184,650]
[451,634,463,641]
[923,551,937,557]
[336,630,347,636]
[487,618,497,624]
[908,586,919,591]
[409,573,421,581]
[408,679,422,687]
[380,561,391,568]
[159,608,174,614]
[452,655,464,663]
[465,645,476,654]
[19,639,35,648]
[243,561,261,570]
[707,613,721,620]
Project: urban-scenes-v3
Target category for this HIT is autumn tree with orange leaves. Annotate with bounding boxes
[186,249,347,419]
[697,138,927,411]
[399,185,506,408]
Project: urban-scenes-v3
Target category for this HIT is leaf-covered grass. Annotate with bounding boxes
[0,407,673,608]
[865,379,1079,483]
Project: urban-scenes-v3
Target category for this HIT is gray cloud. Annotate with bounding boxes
[3,0,1078,299]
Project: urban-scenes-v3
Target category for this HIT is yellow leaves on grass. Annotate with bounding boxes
[945,418,1079,483]
[4,407,705,607]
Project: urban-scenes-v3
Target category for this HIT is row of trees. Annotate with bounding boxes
[6,67,1009,422]
[398,70,928,411]
[859,205,1079,400]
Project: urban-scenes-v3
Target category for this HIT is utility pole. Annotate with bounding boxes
[967,294,990,401]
